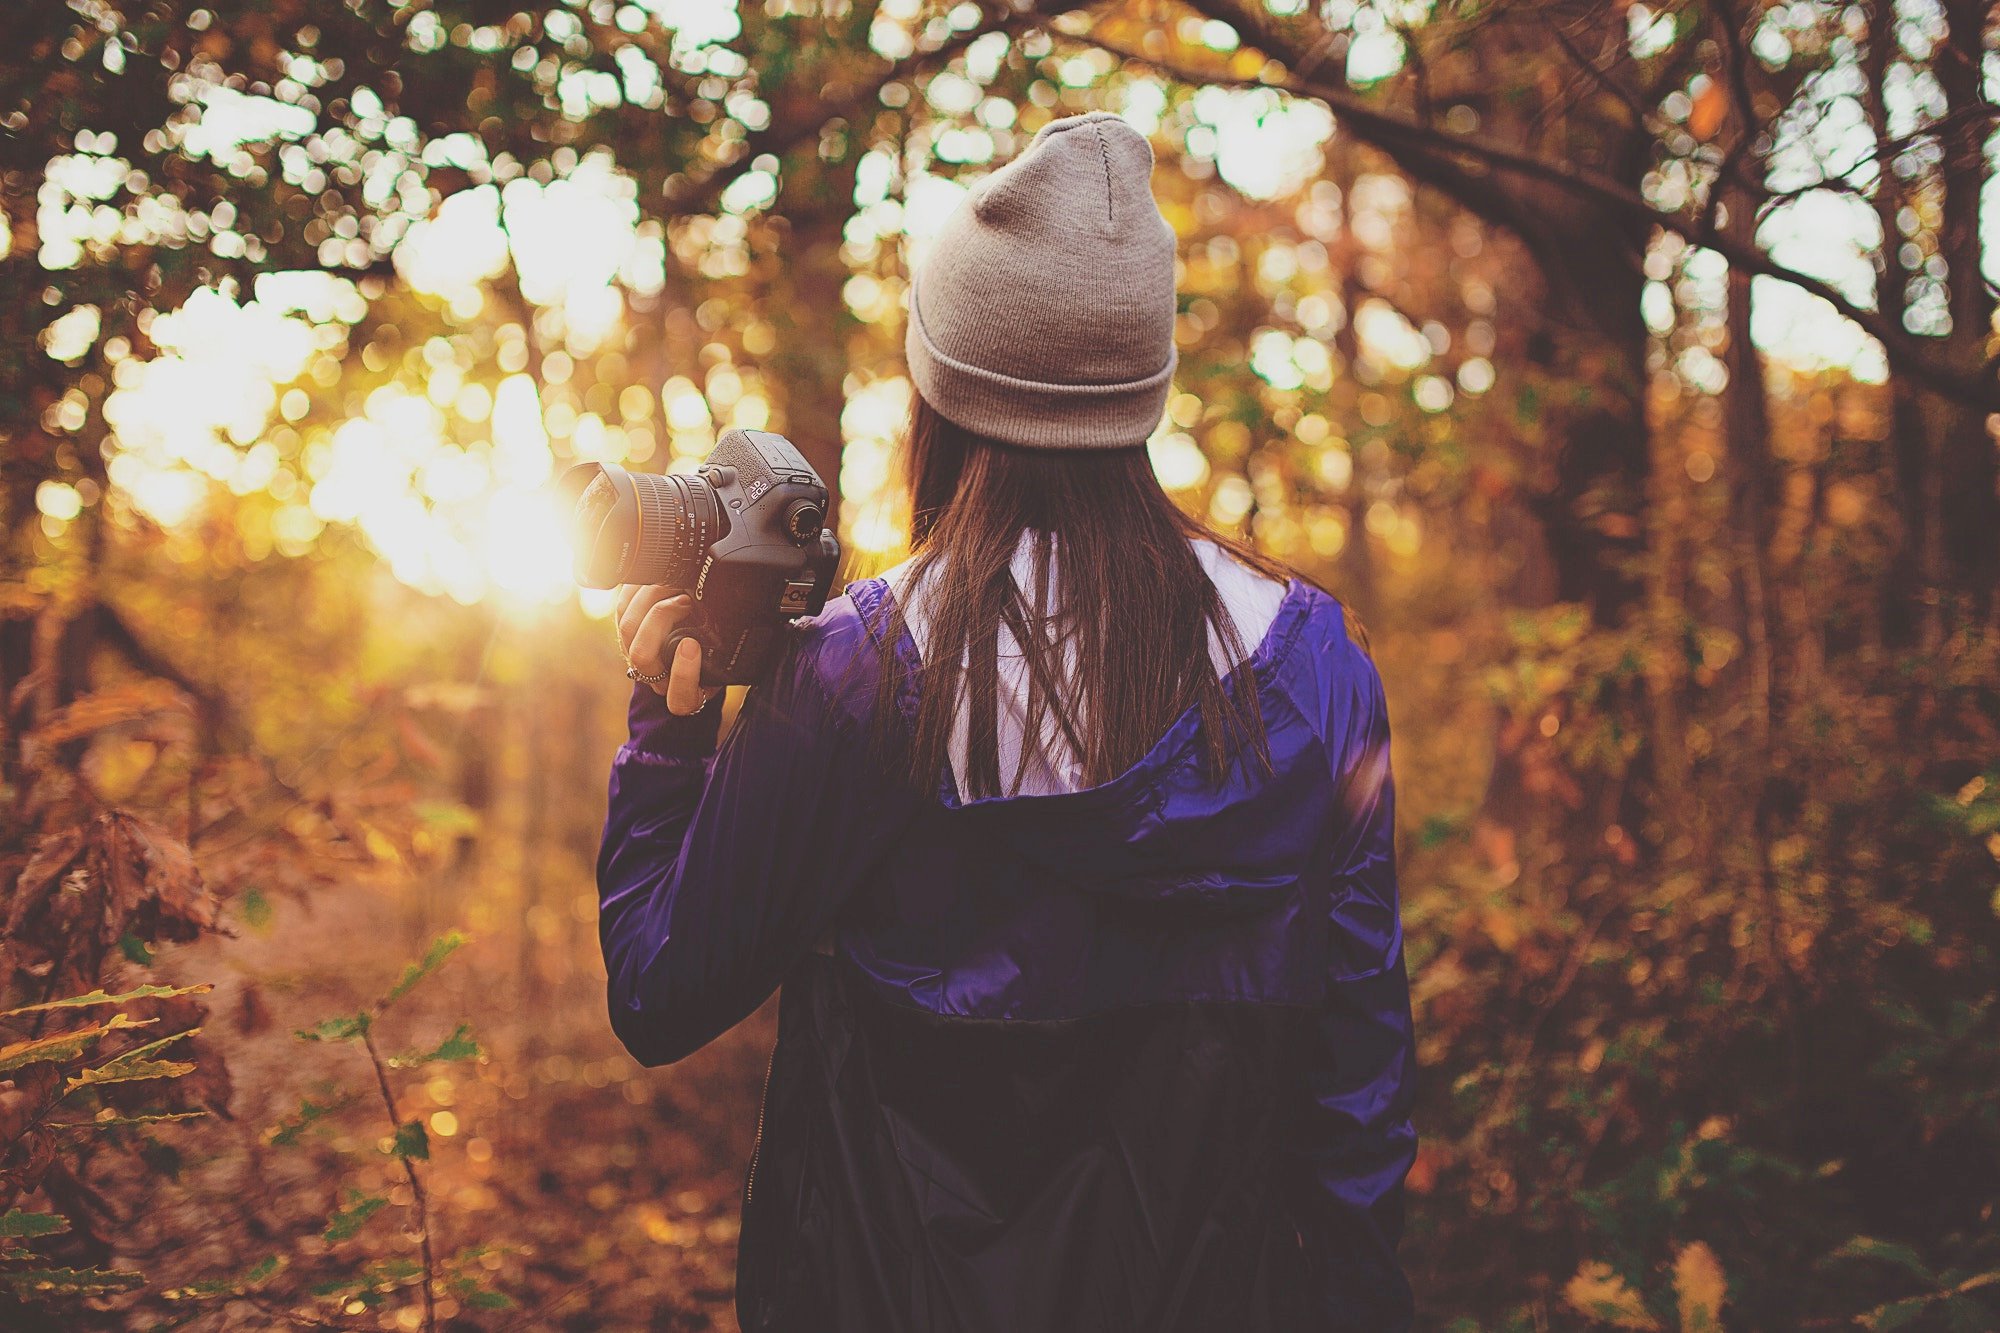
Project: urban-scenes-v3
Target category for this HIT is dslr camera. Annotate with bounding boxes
[560,429,840,688]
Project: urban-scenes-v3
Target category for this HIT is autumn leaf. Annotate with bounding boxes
[89,810,219,942]
[64,1027,201,1092]
[0,982,212,1018]
[1673,1241,1726,1333]
[0,1012,153,1074]
[0,1265,147,1298]
[1565,1260,1661,1330]
[5,826,86,936]
[1688,79,1727,141]
[51,1109,208,1130]
[23,681,186,751]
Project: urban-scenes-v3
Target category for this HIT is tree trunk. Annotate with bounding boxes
[765,129,864,530]
[1520,152,1654,627]
[1863,0,1940,649]
[1933,0,1997,622]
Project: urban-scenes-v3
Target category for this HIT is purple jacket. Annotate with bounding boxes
[598,573,1417,1332]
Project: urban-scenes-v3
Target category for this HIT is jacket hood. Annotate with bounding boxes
[813,573,1396,1020]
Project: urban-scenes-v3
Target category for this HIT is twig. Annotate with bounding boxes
[1471,889,1622,1151]
[358,1024,437,1333]
[1538,0,1680,135]
[241,1293,385,1330]
[500,1279,598,1332]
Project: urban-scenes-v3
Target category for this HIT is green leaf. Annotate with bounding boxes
[323,1193,388,1243]
[0,983,212,1017]
[462,1287,514,1311]
[162,1254,284,1302]
[379,931,468,1009]
[295,1013,369,1043]
[1946,1293,1997,1333]
[1827,1236,1936,1282]
[267,1092,359,1147]
[414,802,479,836]
[390,1119,430,1161]
[0,1210,70,1241]
[1863,1296,1935,1331]
[388,1023,480,1069]
[0,1265,147,1298]
[117,933,154,965]
[309,1255,423,1300]
[238,887,273,932]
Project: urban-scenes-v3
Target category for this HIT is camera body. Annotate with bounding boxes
[560,429,840,688]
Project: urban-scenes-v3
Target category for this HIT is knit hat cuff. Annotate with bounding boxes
[905,270,1177,450]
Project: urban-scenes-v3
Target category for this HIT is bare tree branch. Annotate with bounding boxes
[1536,0,1677,136]
[1111,0,2000,410]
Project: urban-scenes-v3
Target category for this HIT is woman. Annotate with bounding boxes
[597,112,1417,1332]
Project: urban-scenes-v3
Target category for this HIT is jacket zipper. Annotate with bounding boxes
[742,1039,778,1213]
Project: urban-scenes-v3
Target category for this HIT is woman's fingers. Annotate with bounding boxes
[626,594,692,682]
[619,586,715,713]
[617,584,683,657]
[664,636,709,716]
[617,583,677,651]
[614,583,639,622]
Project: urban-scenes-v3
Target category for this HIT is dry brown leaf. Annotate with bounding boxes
[27,681,186,753]
[1674,1241,1727,1332]
[6,827,87,937]
[1565,1260,1662,1330]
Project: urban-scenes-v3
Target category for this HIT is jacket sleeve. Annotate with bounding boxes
[595,626,908,1067]
[1294,648,1419,1330]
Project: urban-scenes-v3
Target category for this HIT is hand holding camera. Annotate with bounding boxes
[561,428,842,703]
[615,585,717,715]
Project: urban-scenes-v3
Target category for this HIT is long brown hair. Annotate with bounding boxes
[873,394,1302,799]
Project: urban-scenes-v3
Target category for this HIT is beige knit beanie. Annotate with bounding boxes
[904,111,1179,450]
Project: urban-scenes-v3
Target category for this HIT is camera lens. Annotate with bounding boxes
[558,462,729,589]
[625,470,725,588]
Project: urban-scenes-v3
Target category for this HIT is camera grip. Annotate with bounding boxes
[664,623,733,691]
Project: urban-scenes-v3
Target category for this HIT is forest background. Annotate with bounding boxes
[2,1,1997,1330]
